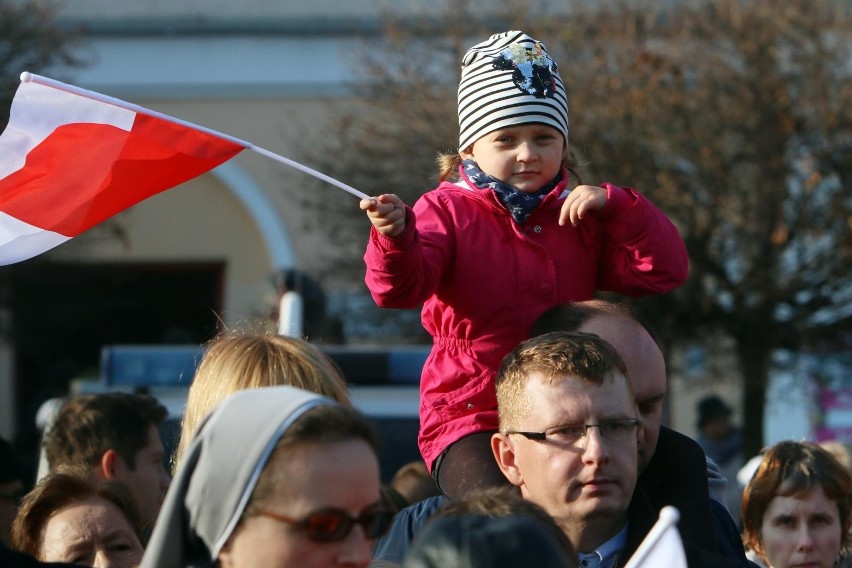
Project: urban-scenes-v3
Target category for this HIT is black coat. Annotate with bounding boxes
[622,426,753,567]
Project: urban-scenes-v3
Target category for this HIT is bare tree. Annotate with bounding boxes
[299,0,852,455]
[0,0,82,127]
[553,0,852,455]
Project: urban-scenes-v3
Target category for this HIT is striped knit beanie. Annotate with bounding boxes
[458,30,569,152]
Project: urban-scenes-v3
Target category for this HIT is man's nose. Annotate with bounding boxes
[582,426,610,462]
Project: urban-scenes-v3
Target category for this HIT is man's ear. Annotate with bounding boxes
[99,449,122,480]
[491,433,523,487]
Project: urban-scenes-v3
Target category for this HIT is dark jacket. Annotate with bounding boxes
[627,427,752,566]
[373,428,754,567]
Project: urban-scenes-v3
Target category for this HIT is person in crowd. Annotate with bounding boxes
[531,300,750,562]
[370,299,752,566]
[696,394,744,519]
[491,331,744,566]
[173,330,351,471]
[0,436,25,548]
[388,461,441,511]
[360,29,688,500]
[43,392,170,538]
[741,440,852,568]
[142,385,394,568]
[401,486,577,568]
[11,470,143,568]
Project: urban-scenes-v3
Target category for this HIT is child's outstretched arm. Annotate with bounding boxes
[558,185,608,226]
[360,194,406,237]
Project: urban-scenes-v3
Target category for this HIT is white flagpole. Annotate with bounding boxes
[623,506,681,568]
[248,145,369,200]
[20,72,371,201]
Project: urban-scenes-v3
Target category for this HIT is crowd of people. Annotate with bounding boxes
[2,29,849,568]
[3,317,850,568]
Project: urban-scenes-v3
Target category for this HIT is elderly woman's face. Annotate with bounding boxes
[760,486,843,568]
[218,439,382,568]
[39,496,143,567]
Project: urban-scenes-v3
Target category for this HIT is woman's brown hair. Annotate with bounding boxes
[741,440,852,561]
[11,469,142,558]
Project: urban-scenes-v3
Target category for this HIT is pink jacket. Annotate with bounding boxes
[364,173,688,469]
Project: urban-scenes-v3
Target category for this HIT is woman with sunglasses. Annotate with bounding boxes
[141,385,393,567]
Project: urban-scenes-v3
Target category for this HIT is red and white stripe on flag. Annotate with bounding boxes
[0,78,245,264]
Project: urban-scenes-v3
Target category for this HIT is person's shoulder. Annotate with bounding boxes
[377,495,449,544]
[683,541,754,567]
[371,495,449,567]
[709,496,752,563]
[656,425,704,453]
[401,494,450,523]
[415,181,498,217]
[422,180,477,200]
[642,426,707,478]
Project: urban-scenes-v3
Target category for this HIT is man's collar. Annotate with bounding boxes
[579,524,628,568]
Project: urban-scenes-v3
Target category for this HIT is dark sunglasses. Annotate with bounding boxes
[254,506,394,542]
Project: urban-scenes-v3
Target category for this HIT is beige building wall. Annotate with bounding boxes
[36,0,574,323]
[35,4,382,325]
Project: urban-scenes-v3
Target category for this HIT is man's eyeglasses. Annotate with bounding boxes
[505,418,641,446]
[253,506,394,542]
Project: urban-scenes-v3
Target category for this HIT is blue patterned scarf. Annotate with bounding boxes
[462,160,561,224]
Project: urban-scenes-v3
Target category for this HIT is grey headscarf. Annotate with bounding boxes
[141,386,335,568]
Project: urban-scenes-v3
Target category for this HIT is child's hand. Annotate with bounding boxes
[360,194,407,237]
[559,185,608,226]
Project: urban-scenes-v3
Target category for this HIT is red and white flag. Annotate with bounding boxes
[0,73,249,264]
[0,72,370,265]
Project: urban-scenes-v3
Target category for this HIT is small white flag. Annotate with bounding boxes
[623,506,687,568]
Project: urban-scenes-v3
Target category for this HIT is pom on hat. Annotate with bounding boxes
[457,30,569,152]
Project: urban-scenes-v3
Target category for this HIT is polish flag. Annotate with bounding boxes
[0,73,248,265]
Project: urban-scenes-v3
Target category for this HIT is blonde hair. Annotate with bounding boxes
[173,332,350,473]
[495,331,631,433]
[437,141,585,185]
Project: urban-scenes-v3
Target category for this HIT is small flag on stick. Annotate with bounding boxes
[0,72,368,265]
[623,506,687,568]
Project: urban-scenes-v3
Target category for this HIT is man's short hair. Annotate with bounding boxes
[495,331,631,432]
[44,392,167,471]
